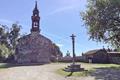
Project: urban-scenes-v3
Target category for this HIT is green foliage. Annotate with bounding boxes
[52,43,63,57]
[0,63,18,69]
[0,44,10,58]
[82,0,120,48]
[9,23,21,50]
[0,23,21,60]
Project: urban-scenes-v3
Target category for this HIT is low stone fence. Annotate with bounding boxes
[58,57,72,62]
[109,57,120,64]
[57,56,85,62]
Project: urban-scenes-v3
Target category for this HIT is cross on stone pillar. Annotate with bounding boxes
[64,34,84,72]
[70,34,76,65]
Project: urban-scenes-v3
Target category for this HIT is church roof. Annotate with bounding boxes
[84,49,107,55]
[18,33,52,43]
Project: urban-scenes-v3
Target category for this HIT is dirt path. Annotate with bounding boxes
[0,63,94,80]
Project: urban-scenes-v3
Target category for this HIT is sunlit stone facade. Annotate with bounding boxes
[15,2,62,64]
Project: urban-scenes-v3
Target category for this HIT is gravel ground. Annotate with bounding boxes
[91,68,120,80]
[0,63,94,80]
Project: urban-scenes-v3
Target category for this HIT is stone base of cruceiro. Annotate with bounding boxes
[64,64,84,72]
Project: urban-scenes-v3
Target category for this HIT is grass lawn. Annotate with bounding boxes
[56,68,94,77]
[80,62,120,69]
[0,63,7,68]
[0,63,19,69]
[55,62,120,77]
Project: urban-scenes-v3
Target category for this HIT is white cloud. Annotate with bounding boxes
[56,43,64,47]
[47,5,79,16]
[45,0,87,16]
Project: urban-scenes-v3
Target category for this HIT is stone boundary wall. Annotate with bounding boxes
[109,57,120,64]
[58,57,72,62]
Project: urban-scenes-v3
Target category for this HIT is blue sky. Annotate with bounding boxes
[0,0,108,56]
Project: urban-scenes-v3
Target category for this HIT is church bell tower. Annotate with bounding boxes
[31,1,40,33]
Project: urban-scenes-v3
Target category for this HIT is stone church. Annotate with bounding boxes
[14,2,62,64]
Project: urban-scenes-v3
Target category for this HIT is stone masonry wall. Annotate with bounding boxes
[15,32,55,64]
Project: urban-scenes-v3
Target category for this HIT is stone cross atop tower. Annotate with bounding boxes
[31,1,40,33]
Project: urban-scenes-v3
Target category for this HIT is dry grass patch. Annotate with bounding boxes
[55,62,120,77]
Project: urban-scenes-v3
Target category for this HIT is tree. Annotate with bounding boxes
[52,43,63,57]
[0,23,21,60]
[0,44,10,60]
[82,0,120,48]
[0,24,9,46]
[9,23,21,52]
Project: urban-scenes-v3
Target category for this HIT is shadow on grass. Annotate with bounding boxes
[90,66,120,80]
[66,72,73,77]
[65,70,90,77]
[56,68,93,77]
[0,63,46,69]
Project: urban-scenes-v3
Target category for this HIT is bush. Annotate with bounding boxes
[0,44,11,62]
